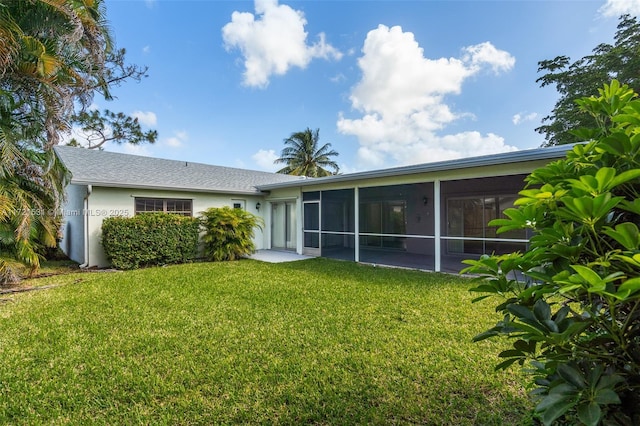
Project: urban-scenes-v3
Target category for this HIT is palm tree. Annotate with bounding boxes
[0,0,111,283]
[1,0,113,149]
[274,128,340,177]
[0,149,69,283]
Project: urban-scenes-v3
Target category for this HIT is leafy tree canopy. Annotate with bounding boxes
[0,0,153,283]
[537,15,640,146]
[67,109,158,150]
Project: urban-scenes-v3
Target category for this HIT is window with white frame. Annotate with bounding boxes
[134,198,193,216]
[232,199,246,210]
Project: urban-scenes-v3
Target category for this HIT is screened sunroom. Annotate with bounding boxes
[259,145,573,273]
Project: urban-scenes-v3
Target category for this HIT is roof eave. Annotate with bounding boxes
[69,180,267,196]
[257,144,577,191]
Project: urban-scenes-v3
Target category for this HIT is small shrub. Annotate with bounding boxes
[102,213,199,269]
[462,81,640,426]
[200,206,263,261]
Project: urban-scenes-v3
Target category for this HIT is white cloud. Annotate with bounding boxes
[461,41,516,74]
[222,0,342,88]
[599,0,640,17]
[355,132,517,168]
[145,0,156,9]
[142,45,151,54]
[330,73,346,83]
[337,25,518,169]
[252,148,280,171]
[164,130,188,148]
[131,110,157,127]
[512,112,538,125]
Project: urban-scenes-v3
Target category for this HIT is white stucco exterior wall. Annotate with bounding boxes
[59,183,87,264]
[60,186,267,268]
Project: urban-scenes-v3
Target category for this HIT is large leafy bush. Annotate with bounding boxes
[200,206,263,261]
[462,81,640,426]
[102,213,199,270]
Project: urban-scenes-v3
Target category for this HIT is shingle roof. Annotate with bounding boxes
[54,145,304,194]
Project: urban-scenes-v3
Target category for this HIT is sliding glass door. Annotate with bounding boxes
[271,201,296,251]
[445,195,526,255]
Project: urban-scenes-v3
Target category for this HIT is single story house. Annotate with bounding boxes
[53,145,304,267]
[54,144,573,272]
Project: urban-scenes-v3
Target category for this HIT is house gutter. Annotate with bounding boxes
[79,184,92,268]
[256,144,578,191]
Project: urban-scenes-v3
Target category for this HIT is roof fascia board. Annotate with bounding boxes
[69,181,266,196]
[257,144,577,191]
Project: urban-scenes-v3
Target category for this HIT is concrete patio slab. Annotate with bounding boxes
[247,250,314,263]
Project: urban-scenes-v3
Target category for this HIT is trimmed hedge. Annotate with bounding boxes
[102,213,200,270]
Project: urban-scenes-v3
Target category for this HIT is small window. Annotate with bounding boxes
[135,198,193,216]
[231,199,246,210]
[303,191,320,201]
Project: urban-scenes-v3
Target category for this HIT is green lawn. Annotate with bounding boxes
[0,258,532,425]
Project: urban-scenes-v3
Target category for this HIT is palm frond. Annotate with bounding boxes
[275,127,340,176]
[0,256,25,285]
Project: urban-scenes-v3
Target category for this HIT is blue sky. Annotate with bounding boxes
[85,0,640,173]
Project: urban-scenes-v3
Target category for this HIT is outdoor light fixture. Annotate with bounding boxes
[423,196,428,206]
[256,202,261,211]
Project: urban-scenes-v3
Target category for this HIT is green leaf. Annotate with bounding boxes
[470,295,492,303]
[595,374,624,391]
[472,329,501,342]
[564,266,624,296]
[567,167,617,195]
[548,383,578,396]
[507,304,537,322]
[603,222,640,250]
[553,305,570,324]
[557,364,586,389]
[556,321,590,341]
[536,386,574,412]
[616,277,640,299]
[586,364,604,387]
[469,284,501,293]
[614,252,640,268]
[594,388,621,405]
[461,256,499,275]
[490,204,545,234]
[524,269,554,283]
[619,198,640,215]
[557,193,623,227]
[598,132,631,156]
[542,319,559,333]
[538,396,576,426]
[498,349,524,358]
[513,339,536,353]
[533,299,552,321]
[510,321,547,336]
[610,168,640,188]
[570,265,606,290]
[494,357,520,371]
[577,401,602,426]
